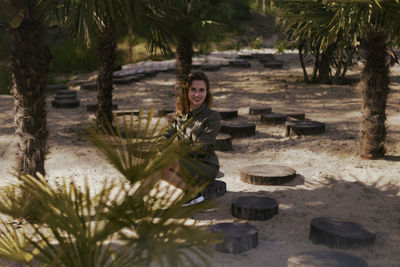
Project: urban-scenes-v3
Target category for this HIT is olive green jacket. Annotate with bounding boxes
[162,103,221,167]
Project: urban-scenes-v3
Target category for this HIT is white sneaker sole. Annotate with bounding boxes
[182,196,205,207]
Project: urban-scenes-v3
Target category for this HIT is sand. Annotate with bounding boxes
[1,50,400,266]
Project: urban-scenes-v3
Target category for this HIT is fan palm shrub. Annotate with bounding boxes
[0,111,219,266]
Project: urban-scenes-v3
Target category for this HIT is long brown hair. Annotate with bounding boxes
[176,72,213,116]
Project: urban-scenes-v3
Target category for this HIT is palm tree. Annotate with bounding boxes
[0,0,59,177]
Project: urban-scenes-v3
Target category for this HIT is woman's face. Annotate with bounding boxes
[188,80,207,110]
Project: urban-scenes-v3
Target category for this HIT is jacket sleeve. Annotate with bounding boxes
[191,111,221,159]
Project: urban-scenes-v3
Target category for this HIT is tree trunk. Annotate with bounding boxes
[319,52,331,84]
[175,31,193,91]
[298,44,309,83]
[359,29,390,159]
[96,21,116,127]
[10,19,51,177]
[311,49,320,83]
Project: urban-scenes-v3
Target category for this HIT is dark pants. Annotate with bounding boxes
[178,158,219,187]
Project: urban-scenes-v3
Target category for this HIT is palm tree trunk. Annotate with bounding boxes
[319,52,331,84]
[359,28,390,159]
[298,43,309,83]
[10,19,51,177]
[175,34,193,91]
[96,22,116,127]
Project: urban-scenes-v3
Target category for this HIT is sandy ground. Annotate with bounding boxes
[1,51,400,266]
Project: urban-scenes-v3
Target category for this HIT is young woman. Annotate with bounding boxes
[160,72,221,205]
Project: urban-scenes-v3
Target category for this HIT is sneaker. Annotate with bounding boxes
[182,195,205,207]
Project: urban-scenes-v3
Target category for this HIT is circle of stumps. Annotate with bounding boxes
[201,180,226,201]
[215,108,238,120]
[249,106,272,115]
[287,251,369,267]
[207,222,258,254]
[220,121,256,138]
[240,164,296,185]
[215,133,232,151]
[51,90,80,108]
[261,113,287,124]
[231,196,279,221]
[286,120,325,136]
[309,217,376,249]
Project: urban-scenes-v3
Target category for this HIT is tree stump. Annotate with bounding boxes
[215,133,233,151]
[228,61,251,68]
[260,113,287,125]
[144,70,158,77]
[220,121,256,138]
[51,99,80,108]
[201,65,221,72]
[287,251,369,267]
[201,180,226,200]
[113,109,140,117]
[86,104,118,113]
[214,108,238,120]
[113,75,140,85]
[309,217,376,249]
[231,196,279,221]
[258,57,278,64]
[207,222,258,254]
[240,164,296,185]
[54,94,76,101]
[47,85,68,93]
[238,54,252,59]
[286,120,325,136]
[157,108,175,116]
[80,82,97,91]
[264,61,284,69]
[251,53,274,60]
[285,112,306,120]
[249,106,272,115]
[56,89,77,97]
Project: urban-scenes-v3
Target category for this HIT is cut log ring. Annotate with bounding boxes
[284,112,305,120]
[54,94,76,101]
[113,75,140,85]
[263,61,284,69]
[56,89,76,97]
[286,120,325,136]
[260,113,287,125]
[231,196,279,221]
[80,82,97,91]
[214,108,238,120]
[48,85,68,92]
[310,217,376,249]
[215,133,233,151]
[287,251,369,267]
[201,180,226,200]
[207,222,258,254]
[201,65,221,72]
[240,164,296,185]
[113,109,140,117]
[220,121,256,138]
[51,99,80,108]
[249,106,272,115]
[228,61,251,68]
[87,104,118,113]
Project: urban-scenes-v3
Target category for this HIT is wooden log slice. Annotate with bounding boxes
[48,85,68,92]
[220,121,256,138]
[214,108,238,120]
[207,222,258,254]
[309,217,376,249]
[113,75,140,85]
[249,106,272,115]
[287,251,369,267]
[286,120,325,136]
[54,94,76,101]
[86,104,118,113]
[157,108,175,116]
[258,57,278,64]
[260,113,287,125]
[264,61,284,69]
[215,133,232,151]
[201,180,226,200]
[80,82,97,91]
[51,99,80,108]
[238,54,252,59]
[240,164,296,185]
[201,65,221,72]
[285,112,306,120]
[228,61,251,68]
[56,89,77,97]
[113,109,140,117]
[251,53,274,60]
[231,196,279,221]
